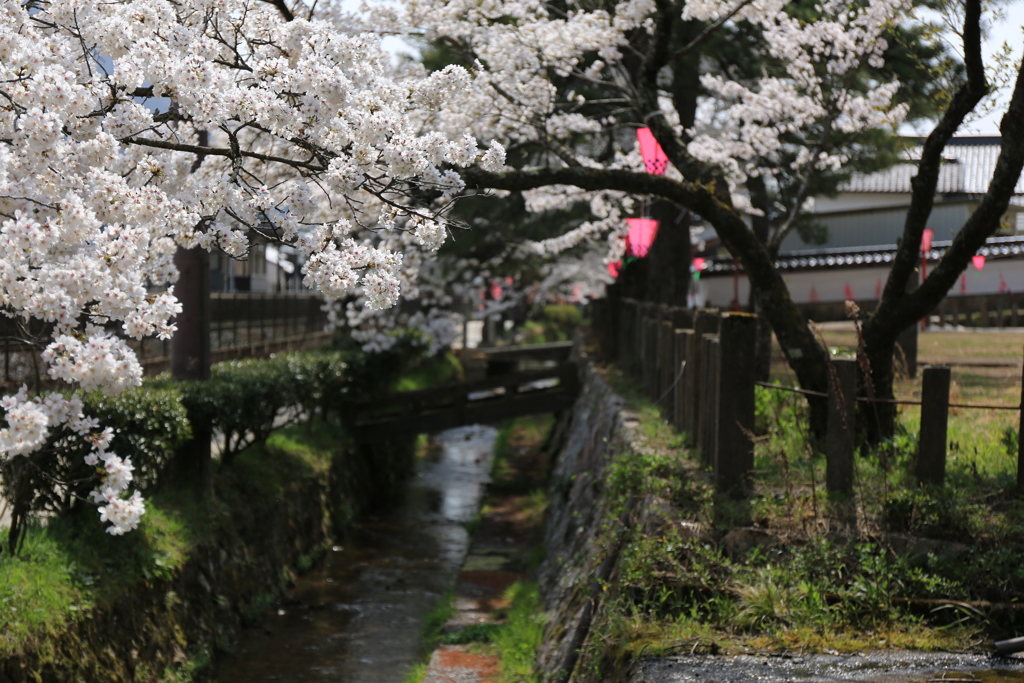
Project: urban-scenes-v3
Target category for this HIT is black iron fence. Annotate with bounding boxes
[0,293,332,391]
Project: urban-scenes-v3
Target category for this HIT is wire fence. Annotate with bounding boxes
[753,380,1022,411]
[591,295,1024,502]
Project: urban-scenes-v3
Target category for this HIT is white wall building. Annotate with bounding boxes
[697,137,1024,308]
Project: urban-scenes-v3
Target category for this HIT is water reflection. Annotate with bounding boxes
[212,425,497,683]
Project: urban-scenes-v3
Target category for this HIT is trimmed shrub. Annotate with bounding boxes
[161,350,350,465]
[1,385,191,551]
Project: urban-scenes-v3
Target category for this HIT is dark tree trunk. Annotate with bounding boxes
[171,245,213,496]
[644,202,691,306]
[747,175,774,383]
[861,332,896,447]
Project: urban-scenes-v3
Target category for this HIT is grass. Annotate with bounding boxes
[0,417,343,660]
[577,331,1024,671]
[492,582,546,683]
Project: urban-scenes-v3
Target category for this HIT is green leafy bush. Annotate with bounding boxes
[519,305,583,345]
[1,385,191,550]
[272,351,347,420]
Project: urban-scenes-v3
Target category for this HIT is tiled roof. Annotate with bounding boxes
[704,235,1024,274]
[840,137,1024,195]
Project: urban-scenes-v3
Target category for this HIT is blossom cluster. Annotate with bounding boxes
[0,0,510,533]
[0,387,142,534]
[386,0,915,267]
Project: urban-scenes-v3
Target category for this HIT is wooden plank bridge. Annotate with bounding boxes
[344,342,580,440]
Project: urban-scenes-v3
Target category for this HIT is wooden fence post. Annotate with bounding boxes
[916,365,951,486]
[674,329,694,432]
[715,313,757,498]
[672,306,693,330]
[689,309,721,447]
[826,358,858,496]
[619,299,636,369]
[659,321,675,410]
[1018,348,1024,491]
[642,314,655,398]
[699,333,720,467]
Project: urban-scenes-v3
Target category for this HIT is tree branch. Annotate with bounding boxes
[632,0,708,181]
[256,0,293,22]
[673,0,757,58]
[880,60,1024,326]
[122,136,325,172]
[873,0,988,324]
[463,166,831,392]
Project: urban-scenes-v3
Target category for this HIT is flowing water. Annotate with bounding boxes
[211,425,497,683]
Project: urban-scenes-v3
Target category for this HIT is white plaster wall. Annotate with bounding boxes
[815,192,911,213]
[694,259,1024,307]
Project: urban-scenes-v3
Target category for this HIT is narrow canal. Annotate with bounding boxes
[212,425,497,682]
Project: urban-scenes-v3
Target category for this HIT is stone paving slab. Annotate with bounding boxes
[423,645,499,683]
[631,652,1024,682]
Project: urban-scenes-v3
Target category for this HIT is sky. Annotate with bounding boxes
[916,1,1024,135]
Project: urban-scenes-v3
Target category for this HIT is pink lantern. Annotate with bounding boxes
[973,254,986,271]
[625,218,659,258]
[489,280,502,300]
[608,260,622,278]
[636,128,669,175]
[692,257,706,272]
[844,284,854,300]
[921,228,934,252]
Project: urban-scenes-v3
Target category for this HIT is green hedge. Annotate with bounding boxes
[1,343,452,552]
[157,351,348,465]
[1,386,192,550]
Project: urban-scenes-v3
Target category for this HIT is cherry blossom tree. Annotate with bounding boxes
[384,0,1024,437]
[0,0,506,535]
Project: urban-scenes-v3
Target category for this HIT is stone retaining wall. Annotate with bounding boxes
[0,435,415,682]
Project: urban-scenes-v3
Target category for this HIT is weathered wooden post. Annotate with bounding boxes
[826,358,858,495]
[674,329,695,432]
[605,284,620,359]
[620,298,637,369]
[916,365,950,486]
[659,321,675,411]
[715,313,757,497]
[645,313,660,398]
[1017,348,1024,491]
[689,309,721,447]
[672,306,693,330]
[699,333,720,466]
[632,300,644,373]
